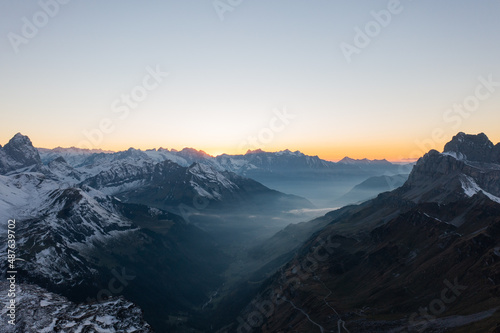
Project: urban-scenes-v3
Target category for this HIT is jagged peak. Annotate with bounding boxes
[40,146,115,154]
[7,132,33,146]
[338,156,390,165]
[245,149,305,157]
[338,156,356,163]
[179,147,212,158]
[3,132,38,156]
[0,133,43,174]
[276,149,304,156]
[443,132,496,163]
[445,132,492,147]
[245,149,266,155]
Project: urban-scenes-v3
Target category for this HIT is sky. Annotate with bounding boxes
[1,0,499,161]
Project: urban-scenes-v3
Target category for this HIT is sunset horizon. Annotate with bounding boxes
[3,129,498,163]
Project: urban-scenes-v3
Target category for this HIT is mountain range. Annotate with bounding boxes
[1,131,498,332]
[38,143,413,208]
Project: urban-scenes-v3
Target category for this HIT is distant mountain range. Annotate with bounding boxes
[38,147,407,178]
[38,145,410,177]
[38,143,414,207]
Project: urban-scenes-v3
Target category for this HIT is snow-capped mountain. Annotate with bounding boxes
[217,149,334,173]
[35,136,316,217]
[142,147,194,166]
[174,147,214,164]
[0,172,62,229]
[6,184,138,286]
[81,158,314,222]
[39,146,211,170]
[39,145,411,180]
[215,149,411,178]
[38,146,114,166]
[47,156,85,184]
[0,170,228,331]
[38,143,413,208]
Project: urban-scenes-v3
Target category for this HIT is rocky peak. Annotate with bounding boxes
[443,132,497,163]
[403,133,500,203]
[246,148,265,155]
[179,147,212,159]
[0,133,43,174]
[276,149,305,157]
[338,156,356,164]
[4,133,41,161]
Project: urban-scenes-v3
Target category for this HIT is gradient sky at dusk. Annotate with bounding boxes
[1,1,499,161]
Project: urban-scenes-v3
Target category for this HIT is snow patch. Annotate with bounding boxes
[461,175,500,203]
[442,151,465,160]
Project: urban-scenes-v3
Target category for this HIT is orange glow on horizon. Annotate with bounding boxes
[35,140,431,163]
[5,131,499,164]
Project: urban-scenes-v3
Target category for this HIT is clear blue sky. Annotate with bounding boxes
[1,1,499,160]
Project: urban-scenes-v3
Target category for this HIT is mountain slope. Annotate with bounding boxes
[0,178,228,331]
[228,132,500,333]
[337,173,409,206]
[114,161,314,213]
